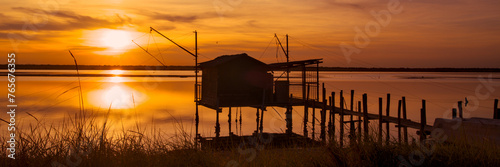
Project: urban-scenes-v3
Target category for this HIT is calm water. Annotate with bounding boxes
[1,70,499,140]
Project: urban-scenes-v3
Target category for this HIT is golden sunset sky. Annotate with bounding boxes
[1,0,499,67]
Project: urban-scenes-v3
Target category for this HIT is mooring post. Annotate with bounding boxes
[340,90,344,146]
[216,108,221,138]
[350,90,355,143]
[458,101,463,119]
[357,101,362,141]
[321,83,327,143]
[330,92,335,143]
[363,93,369,142]
[420,100,427,141]
[397,100,402,144]
[386,94,390,145]
[494,99,499,119]
[402,96,408,144]
[378,97,383,144]
[452,108,457,119]
[228,107,232,135]
[239,108,242,136]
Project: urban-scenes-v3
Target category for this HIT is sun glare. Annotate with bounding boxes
[100,29,133,50]
[110,69,124,75]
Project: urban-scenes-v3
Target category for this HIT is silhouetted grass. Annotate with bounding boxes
[1,111,499,167]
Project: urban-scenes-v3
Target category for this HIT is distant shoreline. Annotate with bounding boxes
[2,64,500,72]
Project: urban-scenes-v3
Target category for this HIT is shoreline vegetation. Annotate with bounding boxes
[1,111,499,167]
[2,64,500,72]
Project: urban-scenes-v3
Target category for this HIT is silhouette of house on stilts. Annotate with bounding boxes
[197,53,323,150]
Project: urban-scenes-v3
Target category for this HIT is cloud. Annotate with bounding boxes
[148,12,198,23]
[0,7,132,31]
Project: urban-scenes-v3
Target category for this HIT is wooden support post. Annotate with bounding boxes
[378,97,383,144]
[340,90,344,146]
[402,96,408,144]
[386,94,390,145]
[286,94,293,134]
[458,101,463,119]
[216,108,221,138]
[260,107,264,134]
[330,92,335,142]
[312,107,316,140]
[420,100,427,141]
[452,108,457,119]
[239,108,242,136]
[494,99,498,119]
[350,90,355,143]
[304,85,310,137]
[195,102,199,143]
[228,107,232,135]
[397,100,402,144]
[357,101,362,141]
[363,93,369,142]
[321,84,327,143]
[256,108,260,134]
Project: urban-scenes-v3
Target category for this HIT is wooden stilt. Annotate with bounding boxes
[330,92,335,143]
[228,107,232,135]
[357,101,362,142]
[493,99,498,119]
[304,85,310,137]
[420,100,427,141]
[350,90,355,143]
[378,97,383,144]
[386,94,390,145]
[340,90,344,146]
[363,93,369,142]
[458,101,463,119]
[260,107,264,133]
[321,84,327,143]
[256,108,260,134]
[286,95,293,134]
[312,106,316,140]
[397,100,402,144]
[452,108,457,119]
[402,96,408,144]
[216,108,221,138]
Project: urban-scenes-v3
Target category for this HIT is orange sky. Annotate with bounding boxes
[1,0,499,67]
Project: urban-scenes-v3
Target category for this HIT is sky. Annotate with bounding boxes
[1,0,499,67]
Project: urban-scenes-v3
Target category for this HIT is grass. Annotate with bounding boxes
[1,110,499,167]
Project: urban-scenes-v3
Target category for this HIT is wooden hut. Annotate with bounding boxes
[199,53,273,109]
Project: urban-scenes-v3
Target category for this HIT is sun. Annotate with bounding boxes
[100,29,133,50]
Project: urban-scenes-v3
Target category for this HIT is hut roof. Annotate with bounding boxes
[199,53,268,69]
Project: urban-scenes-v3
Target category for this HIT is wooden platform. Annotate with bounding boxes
[199,132,321,150]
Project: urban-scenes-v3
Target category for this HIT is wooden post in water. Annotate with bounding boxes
[363,93,369,142]
[260,107,264,134]
[350,90,355,143]
[378,97,383,144]
[321,83,327,143]
[458,101,463,119]
[397,100,402,144]
[228,107,232,135]
[494,99,499,119]
[304,85,310,137]
[312,107,316,140]
[330,92,335,142]
[402,96,408,144]
[216,108,221,138]
[358,101,362,141]
[286,94,293,134]
[386,94,391,145]
[452,108,457,119]
[420,100,427,141]
[256,108,260,134]
[340,90,344,146]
